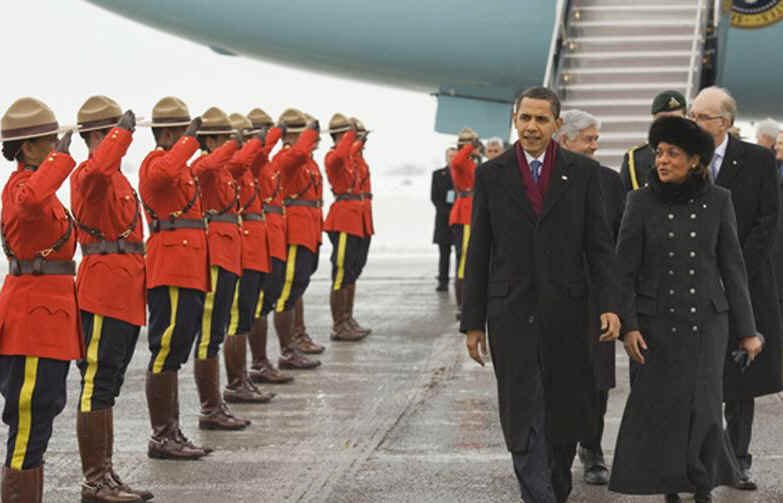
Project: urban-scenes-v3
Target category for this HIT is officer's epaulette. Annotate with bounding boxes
[627,143,648,155]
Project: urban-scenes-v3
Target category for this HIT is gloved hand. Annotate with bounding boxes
[117,110,136,132]
[306,118,320,132]
[184,117,203,138]
[55,131,73,154]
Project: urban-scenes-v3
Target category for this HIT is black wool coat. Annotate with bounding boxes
[715,136,783,400]
[460,143,618,452]
[773,168,783,303]
[610,174,754,495]
[431,166,454,245]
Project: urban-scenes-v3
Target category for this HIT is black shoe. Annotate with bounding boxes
[578,446,609,485]
[694,492,712,503]
[734,467,757,490]
[664,495,681,503]
[436,282,448,292]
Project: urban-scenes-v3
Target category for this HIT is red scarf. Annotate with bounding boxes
[515,140,558,216]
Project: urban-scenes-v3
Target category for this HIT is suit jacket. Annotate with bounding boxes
[460,142,618,451]
[619,143,654,192]
[431,166,454,244]
[716,135,783,399]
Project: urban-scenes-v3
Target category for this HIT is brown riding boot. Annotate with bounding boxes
[276,309,321,369]
[223,332,275,403]
[248,315,294,384]
[2,464,43,503]
[77,409,142,502]
[194,357,250,430]
[146,370,208,460]
[293,298,325,354]
[104,408,153,501]
[346,284,372,337]
[331,288,365,341]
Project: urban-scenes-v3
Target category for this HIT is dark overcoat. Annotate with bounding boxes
[774,167,783,303]
[460,142,618,452]
[610,175,753,494]
[431,166,454,245]
[715,136,783,400]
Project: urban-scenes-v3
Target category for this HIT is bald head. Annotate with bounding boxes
[690,86,736,147]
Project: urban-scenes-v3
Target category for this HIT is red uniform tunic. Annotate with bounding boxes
[448,143,477,226]
[324,131,364,238]
[193,140,241,276]
[139,136,208,292]
[352,144,374,236]
[71,127,146,327]
[0,155,83,361]
[276,129,320,253]
[310,156,324,245]
[257,128,286,262]
[227,138,270,273]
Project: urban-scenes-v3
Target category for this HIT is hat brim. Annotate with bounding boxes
[0,124,75,142]
[328,126,351,134]
[139,120,192,128]
[196,129,235,136]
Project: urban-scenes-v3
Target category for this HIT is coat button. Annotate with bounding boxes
[669,289,675,295]
[690,251,696,258]
[668,232,675,238]
[690,231,696,238]
[691,214,697,219]
[668,214,674,220]
[692,325,699,333]
[689,269,695,275]
[690,288,696,294]
[182,239,188,245]
[528,315,535,324]
[244,230,249,235]
[690,307,697,313]
[668,251,675,258]
[672,327,678,333]
[669,307,675,313]
[668,270,675,276]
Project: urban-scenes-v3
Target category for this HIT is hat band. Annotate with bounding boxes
[198,125,233,133]
[282,122,306,129]
[1,122,59,140]
[251,122,274,129]
[78,117,120,130]
[152,116,191,124]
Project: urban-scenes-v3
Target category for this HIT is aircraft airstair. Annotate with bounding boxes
[546,0,717,168]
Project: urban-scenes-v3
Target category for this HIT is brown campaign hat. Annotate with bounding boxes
[1,97,69,142]
[329,113,352,134]
[197,107,233,135]
[457,127,478,144]
[77,95,122,133]
[149,96,191,127]
[349,117,367,132]
[278,108,307,133]
[247,108,274,129]
[228,113,253,134]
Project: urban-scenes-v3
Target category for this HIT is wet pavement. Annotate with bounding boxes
[41,255,783,502]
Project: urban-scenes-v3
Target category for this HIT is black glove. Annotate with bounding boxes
[55,131,73,154]
[731,333,766,373]
[117,110,136,132]
[306,119,320,132]
[357,131,369,143]
[184,117,203,138]
[256,127,269,143]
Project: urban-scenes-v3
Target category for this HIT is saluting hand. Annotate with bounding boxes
[599,312,621,342]
[117,110,136,132]
[184,117,203,138]
[306,118,320,132]
[466,330,489,367]
[55,130,73,154]
[623,330,648,365]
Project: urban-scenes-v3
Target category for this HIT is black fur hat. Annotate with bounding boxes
[648,115,715,165]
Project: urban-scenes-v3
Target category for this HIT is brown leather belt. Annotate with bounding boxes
[81,240,145,256]
[456,190,473,198]
[150,218,206,233]
[206,214,241,225]
[242,213,265,222]
[334,193,363,202]
[284,199,322,208]
[362,192,373,200]
[8,257,76,276]
[263,204,284,215]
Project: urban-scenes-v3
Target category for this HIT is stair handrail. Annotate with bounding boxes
[685,0,708,101]
[714,0,722,28]
[542,0,569,89]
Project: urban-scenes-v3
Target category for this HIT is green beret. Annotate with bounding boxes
[651,90,687,115]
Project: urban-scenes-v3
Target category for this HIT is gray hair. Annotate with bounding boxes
[558,109,601,141]
[486,137,504,148]
[698,86,738,125]
[756,118,780,139]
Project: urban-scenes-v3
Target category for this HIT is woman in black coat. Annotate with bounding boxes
[609,116,763,503]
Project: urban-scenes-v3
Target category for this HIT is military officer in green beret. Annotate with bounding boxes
[619,90,688,192]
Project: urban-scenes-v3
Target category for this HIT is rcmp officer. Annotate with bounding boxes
[222,113,276,404]
[190,107,252,430]
[620,90,687,192]
[450,128,481,319]
[139,97,212,460]
[431,148,457,292]
[242,108,296,384]
[71,96,150,502]
[272,108,322,369]
[0,98,82,501]
[324,113,367,341]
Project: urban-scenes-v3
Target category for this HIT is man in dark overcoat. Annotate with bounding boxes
[461,87,620,503]
[431,147,457,291]
[691,86,783,491]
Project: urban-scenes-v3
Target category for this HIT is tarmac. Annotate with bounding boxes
[41,255,783,502]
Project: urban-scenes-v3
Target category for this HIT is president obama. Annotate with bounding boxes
[461,86,620,503]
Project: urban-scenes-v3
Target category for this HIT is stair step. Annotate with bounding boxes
[565,35,695,53]
[562,99,654,117]
[574,0,700,6]
[572,5,700,23]
[570,20,697,37]
[560,83,687,101]
[560,68,689,85]
[562,52,692,69]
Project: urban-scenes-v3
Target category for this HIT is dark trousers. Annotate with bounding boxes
[329,231,362,290]
[77,312,140,412]
[0,355,69,469]
[275,245,316,313]
[194,266,239,360]
[725,397,755,469]
[229,269,267,335]
[259,258,285,318]
[580,389,609,454]
[437,242,453,283]
[357,236,371,279]
[147,286,205,373]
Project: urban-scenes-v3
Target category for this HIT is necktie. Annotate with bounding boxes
[709,154,721,181]
[530,160,542,184]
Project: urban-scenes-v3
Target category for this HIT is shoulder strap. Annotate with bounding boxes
[241,178,261,213]
[38,209,73,258]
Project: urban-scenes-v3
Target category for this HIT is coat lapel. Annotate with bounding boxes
[498,154,537,224]
[716,135,743,189]
[540,146,571,220]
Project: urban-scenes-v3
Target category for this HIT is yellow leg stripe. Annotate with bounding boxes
[198,266,219,360]
[254,289,265,319]
[80,315,104,413]
[334,232,348,291]
[276,245,298,312]
[152,287,180,374]
[458,224,471,280]
[11,357,38,471]
[227,281,240,337]
[628,150,640,190]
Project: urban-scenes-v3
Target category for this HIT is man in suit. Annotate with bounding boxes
[431,147,457,291]
[557,109,624,487]
[461,87,620,503]
[755,118,779,152]
[690,86,783,491]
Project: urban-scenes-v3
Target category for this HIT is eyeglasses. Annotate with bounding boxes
[688,112,724,122]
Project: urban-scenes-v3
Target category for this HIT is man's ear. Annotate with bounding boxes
[555,117,564,131]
